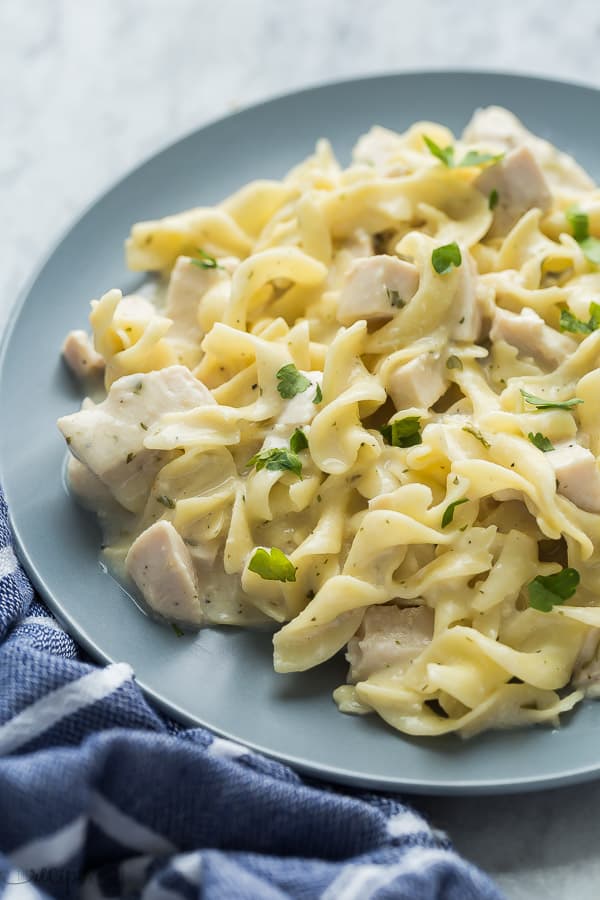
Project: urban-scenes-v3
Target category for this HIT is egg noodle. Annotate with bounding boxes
[59,107,600,738]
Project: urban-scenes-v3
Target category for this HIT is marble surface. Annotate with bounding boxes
[2,2,600,897]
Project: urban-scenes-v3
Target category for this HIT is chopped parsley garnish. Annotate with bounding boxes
[528,432,555,452]
[520,389,583,411]
[248,547,297,582]
[459,149,504,168]
[140,422,148,431]
[559,302,600,335]
[441,498,469,528]
[423,135,455,167]
[528,567,580,612]
[566,207,590,243]
[432,242,462,275]
[489,189,499,211]
[157,495,175,509]
[462,425,491,448]
[313,384,323,404]
[171,623,185,637]
[446,355,463,370]
[246,447,302,479]
[380,416,422,448]
[565,208,600,265]
[423,135,503,169]
[386,288,405,309]
[276,364,312,399]
[191,248,221,269]
[581,237,600,265]
[126,452,135,464]
[289,428,308,454]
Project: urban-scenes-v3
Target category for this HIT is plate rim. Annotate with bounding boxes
[3,68,600,795]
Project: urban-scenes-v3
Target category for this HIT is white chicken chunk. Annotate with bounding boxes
[353,126,403,168]
[387,353,448,411]
[62,330,104,379]
[336,255,419,325]
[346,605,434,682]
[463,106,593,191]
[476,147,552,237]
[58,366,214,513]
[463,106,532,152]
[66,457,120,515]
[126,521,203,624]
[490,307,576,368]
[165,255,233,341]
[547,444,600,513]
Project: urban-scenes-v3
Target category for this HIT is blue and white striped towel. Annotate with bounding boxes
[0,487,504,900]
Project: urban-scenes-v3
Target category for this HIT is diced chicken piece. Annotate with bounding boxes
[476,148,552,238]
[353,126,403,167]
[62,330,104,379]
[463,106,531,152]
[66,457,120,515]
[547,444,600,513]
[464,106,594,192]
[336,255,419,325]
[346,605,434,682]
[387,353,448,411]
[165,255,234,341]
[126,521,203,625]
[490,307,576,368]
[58,366,214,513]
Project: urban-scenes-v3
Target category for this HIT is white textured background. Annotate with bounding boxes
[2,2,600,897]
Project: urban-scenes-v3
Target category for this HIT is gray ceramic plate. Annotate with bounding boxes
[2,71,600,795]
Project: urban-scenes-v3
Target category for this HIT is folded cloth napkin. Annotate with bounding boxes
[0,487,504,900]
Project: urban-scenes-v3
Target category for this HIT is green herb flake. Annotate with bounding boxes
[171,623,185,637]
[564,208,600,264]
[560,309,593,334]
[423,135,503,170]
[559,301,600,335]
[489,188,499,211]
[248,546,297,582]
[140,422,148,431]
[566,207,590,243]
[313,384,323,404]
[289,428,308,454]
[276,364,312,399]
[423,135,455,167]
[133,381,143,394]
[528,567,580,612]
[441,498,469,528]
[126,452,135,464]
[432,242,462,275]
[191,248,222,270]
[580,236,600,265]
[520,389,583,411]
[459,150,504,168]
[380,416,422,448]
[528,432,555,452]
[462,425,491,448]
[246,447,302,479]
[446,355,463,371]
[157,495,176,509]
[66,436,72,445]
[386,288,405,309]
